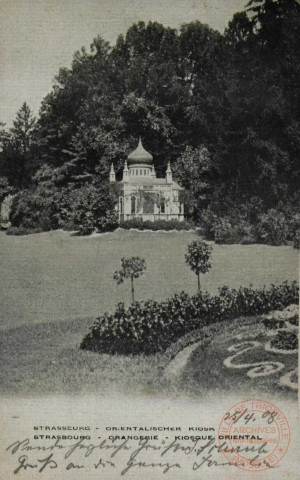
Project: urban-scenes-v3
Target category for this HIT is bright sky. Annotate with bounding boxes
[0,0,246,126]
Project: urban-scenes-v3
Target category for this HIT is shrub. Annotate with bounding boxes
[254,209,288,246]
[95,210,118,233]
[9,188,61,232]
[8,181,118,236]
[0,177,14,203]
[199,207,253,244]
[75,211,95,236]
[81,281,299,355]
[6,226,43,235]
[270,331,298,351]
[198,207,218,240]
[214,218,247,244]
[292,230,299,249]
[72,184,118,235]
[0,193,15,229]
[199,204,300,247]
[119,218,194,231]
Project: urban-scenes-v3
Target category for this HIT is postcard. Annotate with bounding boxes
[0,0,299,478]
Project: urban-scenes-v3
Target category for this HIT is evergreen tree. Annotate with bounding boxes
[0,104,36,188]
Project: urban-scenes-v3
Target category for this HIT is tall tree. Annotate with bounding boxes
[172,145,215,220]
[217,0,300,205]
[11,102,36,157]
[10,11,300,230]
[0,104,37,188]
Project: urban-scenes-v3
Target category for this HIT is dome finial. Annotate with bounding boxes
[138,136,144,149]
[127,137,153,165]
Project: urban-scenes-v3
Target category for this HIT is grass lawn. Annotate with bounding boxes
[0,313,297,399]
[0,229,298,328]
[0,316,166,396]
[0,229,298,396]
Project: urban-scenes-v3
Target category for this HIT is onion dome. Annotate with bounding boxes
[127,138,153,165]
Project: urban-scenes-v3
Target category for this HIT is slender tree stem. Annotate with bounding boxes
[197,273,200,293]
[131,276,135,304]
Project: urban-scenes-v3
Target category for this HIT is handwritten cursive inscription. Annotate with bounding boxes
[6,434,277,475]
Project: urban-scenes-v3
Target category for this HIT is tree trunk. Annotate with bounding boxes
[197,273,200,293]
[131,276,135,304]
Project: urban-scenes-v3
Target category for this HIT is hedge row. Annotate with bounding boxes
[199,207,300,248]
[119,218,194,231]
[81,281,299,355]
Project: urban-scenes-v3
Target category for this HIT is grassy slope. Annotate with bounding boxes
[0,230,298,397]
[0,314,297,398]
[0,317,166,396]
[0,229,298,328]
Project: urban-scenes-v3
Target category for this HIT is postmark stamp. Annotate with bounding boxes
[218,399,290,472]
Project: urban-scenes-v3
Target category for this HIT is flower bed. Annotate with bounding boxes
[270,331,298,351]
[81,281,299,355]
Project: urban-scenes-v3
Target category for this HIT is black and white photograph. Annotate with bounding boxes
[0,0,299,478]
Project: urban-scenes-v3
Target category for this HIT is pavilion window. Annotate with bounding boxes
[131,196,136,214]
[120,197,124,214]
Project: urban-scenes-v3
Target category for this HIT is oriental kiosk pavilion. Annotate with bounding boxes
[109,139,184,223]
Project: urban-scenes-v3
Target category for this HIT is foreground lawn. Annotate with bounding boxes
[0,313,297,399]
[0,317,166,396]
[0,229,297,398]
[0,229,298,328]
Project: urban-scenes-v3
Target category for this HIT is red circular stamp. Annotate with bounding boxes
[218,399,290,472]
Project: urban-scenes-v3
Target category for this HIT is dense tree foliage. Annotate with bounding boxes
[0,103,38,188]
[1,0,299,242]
